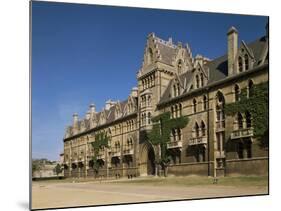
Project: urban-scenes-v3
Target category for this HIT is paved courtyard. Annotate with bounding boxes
[32,176,268,210]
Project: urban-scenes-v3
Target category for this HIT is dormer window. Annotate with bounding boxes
[200,73,204,87]
[244,54,249,70]
[196,75,200,88]
[115,107,121,119]
[177,60,183,74]
[238,56,243,72]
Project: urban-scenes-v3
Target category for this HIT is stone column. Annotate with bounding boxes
[243,144,248,159]
[85,140,88,177]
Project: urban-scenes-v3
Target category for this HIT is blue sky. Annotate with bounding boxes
[31,1,268,161]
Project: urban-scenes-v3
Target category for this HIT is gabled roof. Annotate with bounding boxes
[159,71,193,104]
[158,35,268,105]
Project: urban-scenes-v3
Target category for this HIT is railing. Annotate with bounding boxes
[111,147,121,157]
[123,145,134,155]
[189,136,207,146]
[230,128,254,139]
[216,120,225,131]
[167,140,183,149]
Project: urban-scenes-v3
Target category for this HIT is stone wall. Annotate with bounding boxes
[168,162,210,176]
[225,157,268,175]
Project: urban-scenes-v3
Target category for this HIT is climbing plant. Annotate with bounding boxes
[147,111,189,166]
[90,131,110,174]
[224,82,269,149]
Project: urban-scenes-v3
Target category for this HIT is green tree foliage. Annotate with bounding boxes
[32,162,41,176]
[225,82,269,148]
[53,164,62,175]
[90,131,110,173]
[148,112,189,165]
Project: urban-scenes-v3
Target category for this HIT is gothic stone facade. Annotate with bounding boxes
[63,25,269,178]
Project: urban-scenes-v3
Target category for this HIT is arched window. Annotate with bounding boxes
[171,106,174,118]
[203,95,207,111]
[200,73,204,87]
[196,75,200,88]
[177,60,183,74]
[179,104,182,117]
[177,83,180,96]
[234,84,240,102]
[248,80,254,98]
[237,112,243,129]
[245,111,252,128]
[194,122,200,137]
[175,105,178,118]
[144,113,146,125]
[201,121,206,136]
[148,112,151,124]
[244,54,249,70]
[173,85,177,97]
[193,99,197,113]
[216,91,225,122]
[148,48,153,64]
[238,56,243,72]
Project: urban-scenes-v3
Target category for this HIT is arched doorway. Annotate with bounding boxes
[139,143,155,176]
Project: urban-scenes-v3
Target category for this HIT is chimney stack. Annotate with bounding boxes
[227,26,238,76]
[73,113,78,125]
[72,113,78,134]
[89,104,96,114]
[130,87,138,98]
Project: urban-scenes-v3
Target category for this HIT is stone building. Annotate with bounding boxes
[62,24,269,178]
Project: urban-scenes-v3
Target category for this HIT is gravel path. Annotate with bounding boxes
[32,180,268,209]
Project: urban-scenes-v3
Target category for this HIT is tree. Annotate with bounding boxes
[53,164,63,176]
[32,162,41,177]
[147,112,189,177]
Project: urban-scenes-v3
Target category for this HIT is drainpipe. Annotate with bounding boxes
[207,88,210,176]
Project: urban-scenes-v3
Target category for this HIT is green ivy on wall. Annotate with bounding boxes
[90,132,110,172]
[148,112,189,165]
[224,82,269,148]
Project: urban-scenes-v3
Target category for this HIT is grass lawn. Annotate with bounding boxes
[32,175,268,188]
[110,175,269,187]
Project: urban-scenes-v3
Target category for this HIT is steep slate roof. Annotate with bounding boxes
[158,35,268,105]
[157,42,177,65]
[65,97,138,137]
